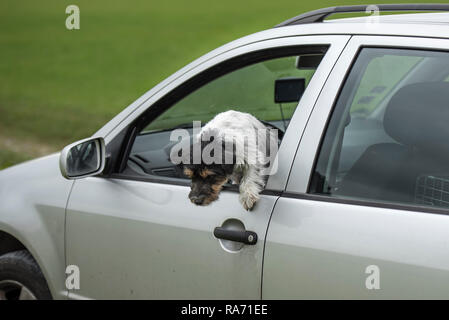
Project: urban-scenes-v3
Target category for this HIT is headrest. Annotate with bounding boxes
[384,82,449,156]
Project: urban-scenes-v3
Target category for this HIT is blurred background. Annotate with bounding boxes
[0,0,446,169]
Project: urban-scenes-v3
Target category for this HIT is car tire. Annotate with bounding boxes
[0,250,52,300]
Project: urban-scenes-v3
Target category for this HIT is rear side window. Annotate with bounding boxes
[310,48,449,210]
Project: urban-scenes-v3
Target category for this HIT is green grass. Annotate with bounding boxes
[0,0,447,168]
[0,150,31,170]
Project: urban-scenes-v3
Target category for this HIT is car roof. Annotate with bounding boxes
[327,12,449,25]
[271,5,449,38]
[267,12,449,40]
[275,4,449,26]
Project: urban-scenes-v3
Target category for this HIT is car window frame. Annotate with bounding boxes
[286,35,449,216]
[101,36,352,191]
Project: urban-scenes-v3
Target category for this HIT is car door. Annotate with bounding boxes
[64,35,349,299]
[263,36,449,299]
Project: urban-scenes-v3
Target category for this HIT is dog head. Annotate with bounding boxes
[178,130,236,206]
[184,163,234,205]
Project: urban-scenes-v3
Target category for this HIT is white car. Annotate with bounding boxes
[1,4,449,299]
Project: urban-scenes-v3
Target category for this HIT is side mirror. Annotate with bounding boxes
[59,137,106,179]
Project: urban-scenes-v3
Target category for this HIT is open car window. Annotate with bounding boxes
[122,48,328,181]
[142,55,316,133]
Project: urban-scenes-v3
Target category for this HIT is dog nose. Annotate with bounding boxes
[190,195,206,205]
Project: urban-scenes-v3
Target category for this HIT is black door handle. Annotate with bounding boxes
[213,227,258,245]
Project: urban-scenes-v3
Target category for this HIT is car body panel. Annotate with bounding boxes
[0,154,72,299]
[66,178,277,299]
[263,197,449,299]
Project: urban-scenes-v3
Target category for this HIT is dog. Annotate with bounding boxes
[179,110,278,210]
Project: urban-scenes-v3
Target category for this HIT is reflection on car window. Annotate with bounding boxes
[349,55,421,117]
[143,56,316,133]
[310,48,449,210]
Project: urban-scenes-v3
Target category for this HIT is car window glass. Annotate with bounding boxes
[310,48,449,210]
[349,55,421,117]
[125,50,326,181]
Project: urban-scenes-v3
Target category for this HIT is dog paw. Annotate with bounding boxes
[239,192,258,211]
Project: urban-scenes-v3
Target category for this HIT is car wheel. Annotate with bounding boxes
[0,250,52,300]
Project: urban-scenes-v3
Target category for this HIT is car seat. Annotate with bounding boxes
[336,82,449,206]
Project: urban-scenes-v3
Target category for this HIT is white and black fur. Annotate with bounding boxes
[182,110,277,210]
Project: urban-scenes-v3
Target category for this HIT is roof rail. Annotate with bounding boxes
[275,4,449,27]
